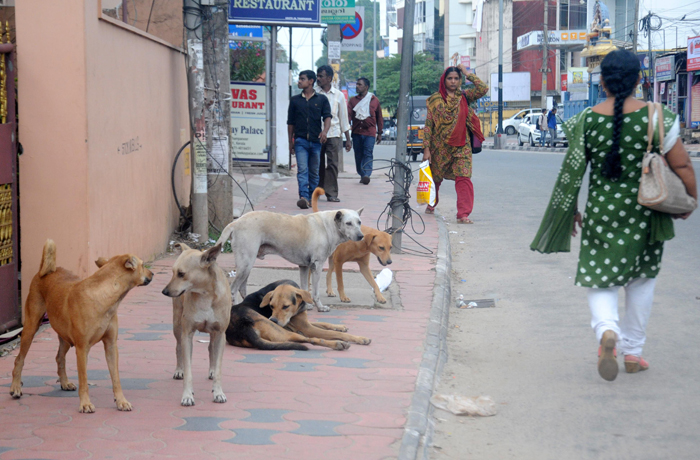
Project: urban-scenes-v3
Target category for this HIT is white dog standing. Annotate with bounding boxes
[216,209,364,312]
[162,243,230,406]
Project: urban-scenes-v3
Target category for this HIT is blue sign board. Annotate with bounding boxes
[228,24,264,37]
[229,0,321,26]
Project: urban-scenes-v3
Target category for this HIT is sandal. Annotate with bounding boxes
[457,217,474,224]
[425,206,435,214]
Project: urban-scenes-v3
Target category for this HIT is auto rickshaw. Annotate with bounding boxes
[406,96,428,162]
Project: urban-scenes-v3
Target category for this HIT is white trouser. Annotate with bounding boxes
[587,277,657,357]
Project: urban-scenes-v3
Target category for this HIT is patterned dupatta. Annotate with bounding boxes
[436,70,470,147]
[530,108,674,254]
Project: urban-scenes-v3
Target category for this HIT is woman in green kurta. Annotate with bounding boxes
[422,64,488,223]
[531,50,697,381]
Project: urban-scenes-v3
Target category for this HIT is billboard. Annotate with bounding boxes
[489,72,531,102]
[516,30,587,51]
[688,36,700,72]
[655,56,675,82]
[228,0,321,26]
[321,0,355,24]
[230,82,268,162]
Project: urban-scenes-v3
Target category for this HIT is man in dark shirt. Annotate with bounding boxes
[348,77,383,185]
[287,70,331,209]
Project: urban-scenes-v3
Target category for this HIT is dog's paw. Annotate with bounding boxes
[376,294,387,304]
[213,392,227,404]
[79,401,96,413]
[333,341,351,351]
[335,325,349,332]
[356,337,372,345]
[316,304,331,312]
[208,370,214,380]
[9,386,22,399]
[340,296,351,303]
[116,399,133,411]
[326,289,336,297]
[181,394,195,406]
[173,370,184,380]
[61,381,77,391]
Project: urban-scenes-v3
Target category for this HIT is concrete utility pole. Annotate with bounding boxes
[203,2,233,232]
[270,26,278,173]
[541,0,549,110]
[390,0,416,253]
[632,0,639,52]
[494,0,505,149]
[373,0,377,92]
[184,0,208,239]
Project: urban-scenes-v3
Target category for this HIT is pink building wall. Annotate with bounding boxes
[16,0,190,306]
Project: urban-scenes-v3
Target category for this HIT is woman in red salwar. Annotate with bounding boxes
[422,64,488,223]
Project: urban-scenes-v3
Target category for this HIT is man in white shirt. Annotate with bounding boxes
[315,65,352,202]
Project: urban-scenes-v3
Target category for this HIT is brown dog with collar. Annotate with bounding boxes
[311,188,393,303]
[10,239,153,413]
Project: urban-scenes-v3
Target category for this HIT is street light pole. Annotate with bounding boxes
[494,0,504,148]
[373,0,377,92]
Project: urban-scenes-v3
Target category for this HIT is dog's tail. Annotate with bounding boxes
[215,222,235,248]
[38,239,57,277]
[226,316,309,351]
[311,187,325,213]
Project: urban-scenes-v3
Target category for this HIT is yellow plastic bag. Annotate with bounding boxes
[416,160,436,206]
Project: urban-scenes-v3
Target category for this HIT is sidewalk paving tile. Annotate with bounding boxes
[0,167,440,459]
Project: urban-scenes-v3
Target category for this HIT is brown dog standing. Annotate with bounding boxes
[311,188,393,303]
[10,239,153,413]
[162,243,231,406]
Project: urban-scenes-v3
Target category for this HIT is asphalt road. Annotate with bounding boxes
[374,145,700,459]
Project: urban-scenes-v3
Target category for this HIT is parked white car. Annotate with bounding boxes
[517,112,568,147]
[500,108,541,135]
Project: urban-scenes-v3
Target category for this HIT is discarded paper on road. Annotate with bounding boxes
[430,394,497,416]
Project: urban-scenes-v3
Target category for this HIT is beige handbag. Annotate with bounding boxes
[637,102,698,214]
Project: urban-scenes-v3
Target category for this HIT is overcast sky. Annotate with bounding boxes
[278,0,700,72]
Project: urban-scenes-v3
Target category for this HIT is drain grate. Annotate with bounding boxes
[459,298,496,309]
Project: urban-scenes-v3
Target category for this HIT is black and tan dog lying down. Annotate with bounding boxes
[225,280,371,351]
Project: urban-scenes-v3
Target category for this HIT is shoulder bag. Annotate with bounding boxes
[637,102,698,214]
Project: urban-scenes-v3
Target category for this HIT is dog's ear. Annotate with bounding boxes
[95,257,109,268]
[334,210,343,223]
[200,244,222,267]
[295,288,313,306]
[175,242,191,252]
[124,256,139,271]
[356,207,364,216]
[260,291,274,308]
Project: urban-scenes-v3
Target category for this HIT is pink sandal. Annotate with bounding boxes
[457,217,473,224]
[624,355,649,373]
[425,206,435,214]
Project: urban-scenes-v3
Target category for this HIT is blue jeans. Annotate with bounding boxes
[352,134,375,178]
[294,138,321,200]
[539,129,547,146]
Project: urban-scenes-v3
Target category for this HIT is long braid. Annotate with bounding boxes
[599,50,641,181]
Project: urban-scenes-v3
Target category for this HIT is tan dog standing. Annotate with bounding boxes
[162,243,231,406]
[10,239,153,413]
[311,188,393,303]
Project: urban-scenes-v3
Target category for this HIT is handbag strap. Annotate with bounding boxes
[654,102,665,152]
[646,102,655,153]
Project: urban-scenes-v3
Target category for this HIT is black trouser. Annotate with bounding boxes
[318,137,342,198]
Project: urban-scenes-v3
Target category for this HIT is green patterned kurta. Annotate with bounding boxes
[531,106,677,288]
